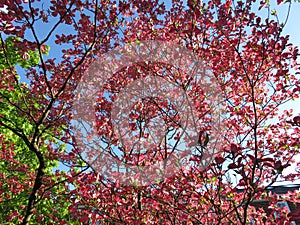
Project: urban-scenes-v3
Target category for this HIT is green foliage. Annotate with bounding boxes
[0,36,49,70]
[0,37,79,224]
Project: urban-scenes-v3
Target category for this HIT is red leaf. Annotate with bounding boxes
[215,156,225,164]
[293,116,300,124]
[277,0,284,5]
[274,161,282,169]
[228,163,239,169]
[230,144,239,154]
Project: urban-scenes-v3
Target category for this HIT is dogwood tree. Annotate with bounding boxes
[0,0,299,224]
